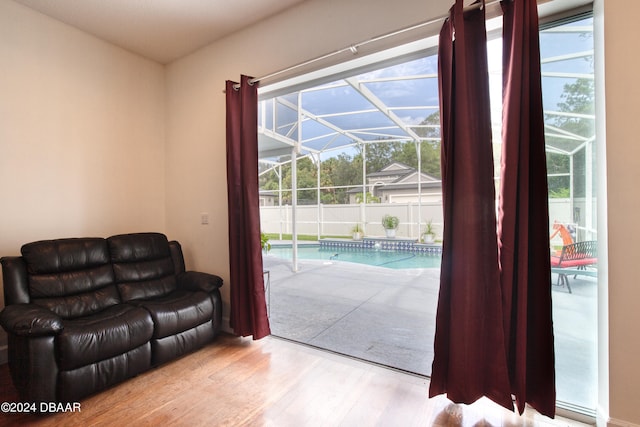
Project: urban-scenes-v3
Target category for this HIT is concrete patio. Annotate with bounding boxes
[263,253,598,414]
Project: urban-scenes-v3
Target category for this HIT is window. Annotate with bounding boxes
[259,11,597,416]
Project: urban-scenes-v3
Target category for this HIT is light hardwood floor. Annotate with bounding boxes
[0,334,591,426]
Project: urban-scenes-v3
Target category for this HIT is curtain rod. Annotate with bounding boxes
[231,0,503,91]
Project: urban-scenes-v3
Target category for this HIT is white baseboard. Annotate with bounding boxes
[598,406,640,427]
[607,418,640,427]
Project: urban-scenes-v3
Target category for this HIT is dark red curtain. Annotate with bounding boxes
[498,0,555,417]
[430,0,556,416]
[225,75,271,340]
[429,0,512,411]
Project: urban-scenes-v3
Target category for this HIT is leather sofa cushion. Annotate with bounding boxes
[28,265,115,299]
[21,238,119,319]
[22,238,110,275]
[108,233,171,264]
[152,321,215,366]
[34,285,121,320]
[135,289,213,339]
[113,259,177,302]
[108,233,177,301]
[58,344,151,403]
[57,304,153,371]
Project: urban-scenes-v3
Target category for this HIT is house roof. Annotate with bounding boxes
[346,163,441,194]
[367,162,439,183]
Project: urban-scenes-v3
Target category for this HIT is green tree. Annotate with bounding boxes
[547,77,595,198]
[415,111,442,178]
[360,141,401,173]
[555,78,595,130]
[284,157,318,205]
[320,153,362,204]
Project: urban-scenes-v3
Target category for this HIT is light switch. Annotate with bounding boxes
[201,213,209,225]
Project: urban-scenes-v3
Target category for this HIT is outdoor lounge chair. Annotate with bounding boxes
[550,240,597,293]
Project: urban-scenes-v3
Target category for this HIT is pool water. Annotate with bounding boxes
[267,245,441,270]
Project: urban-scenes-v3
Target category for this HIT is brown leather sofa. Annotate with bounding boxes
[0,232,223,404]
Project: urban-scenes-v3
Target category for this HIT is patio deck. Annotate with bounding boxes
[262,254,598,414]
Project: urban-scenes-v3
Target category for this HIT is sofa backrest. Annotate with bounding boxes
[108,233,177,302]
[20,238,120,319]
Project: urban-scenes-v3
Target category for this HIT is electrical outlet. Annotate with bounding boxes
[201,213,209,225]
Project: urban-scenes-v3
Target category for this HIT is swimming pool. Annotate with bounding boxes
[267,245,441,270]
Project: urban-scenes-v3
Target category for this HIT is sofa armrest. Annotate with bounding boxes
[1,256,31,305]
[176,271,223,293]
[0,304,63,337]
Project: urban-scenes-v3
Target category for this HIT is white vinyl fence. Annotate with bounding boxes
[259,198,589,241]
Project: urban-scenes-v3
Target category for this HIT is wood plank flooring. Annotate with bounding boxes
[0,334,591,426]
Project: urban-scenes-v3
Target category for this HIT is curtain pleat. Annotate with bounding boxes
[499,0,556,416]
[226,75,271,340]
[429,0,512,411]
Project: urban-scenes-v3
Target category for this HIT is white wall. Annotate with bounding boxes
[598,1,640,425]
[0,1,166,346]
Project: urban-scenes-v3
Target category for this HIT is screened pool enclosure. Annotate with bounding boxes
[258,16,596,249]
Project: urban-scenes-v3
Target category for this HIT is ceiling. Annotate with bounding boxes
[12,0,308,64]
